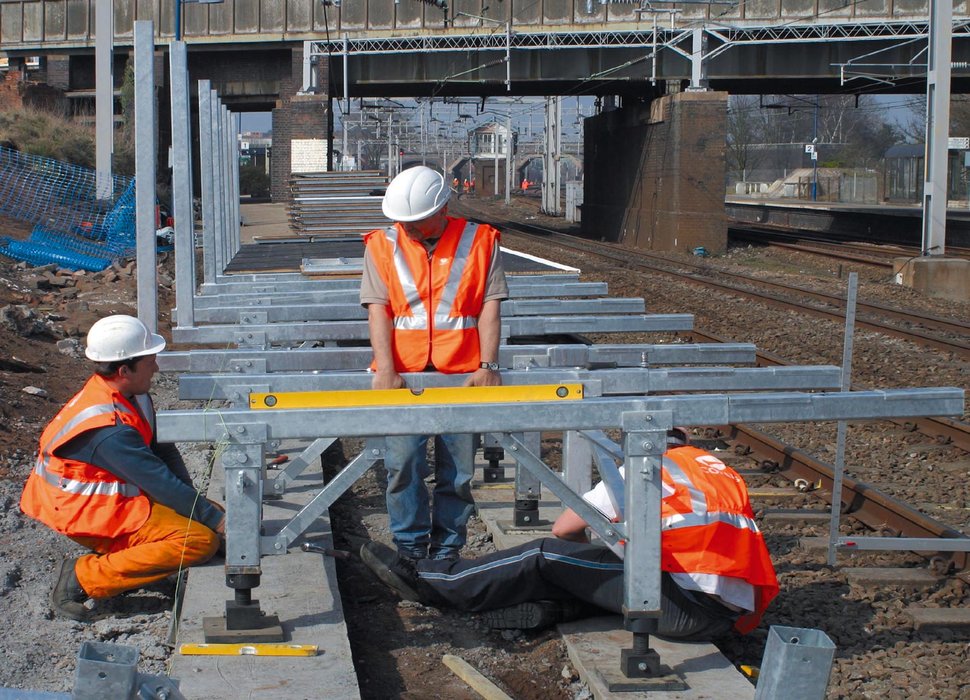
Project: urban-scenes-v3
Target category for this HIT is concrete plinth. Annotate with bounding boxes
[893,256,970,302]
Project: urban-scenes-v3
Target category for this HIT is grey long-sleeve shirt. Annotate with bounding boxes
[57,423,223,533]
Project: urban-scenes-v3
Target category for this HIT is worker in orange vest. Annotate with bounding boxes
[361,166,508,561]
[360,428,779,637]
[20,315,224,621]
[521,178,530,190]
[462,178,471,193]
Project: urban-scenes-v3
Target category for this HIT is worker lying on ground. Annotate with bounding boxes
[20,315,225,621]
[360,428,779,638]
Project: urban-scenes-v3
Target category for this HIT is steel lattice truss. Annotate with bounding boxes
[308,19,970,58]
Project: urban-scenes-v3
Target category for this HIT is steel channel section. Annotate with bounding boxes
[157,344,758,373]
[170,314,695,346]
[622,414,669,619]
[190,297,647,324]
[157,389,964,444]
[134,21,159,331]
[222,438,266,573]
[212,96,227,278]
[267,437,337,498]
[176,366,844,402]
[837,536,970,552]
[198,82,217,287]
[493,433,625,553]
[221,105,233,274]
[195,274,590,296]
[562,430,593,497]
[189,281,610,308]
[513,432,542,524]
[269,440,384,552]
[170,42,196,329]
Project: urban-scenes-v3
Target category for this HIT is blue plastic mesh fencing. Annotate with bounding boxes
[0,145,137,271]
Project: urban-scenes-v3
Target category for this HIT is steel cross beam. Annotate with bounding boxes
[157,342,758,373]
[176,365,843,402]
[169,314,695,347]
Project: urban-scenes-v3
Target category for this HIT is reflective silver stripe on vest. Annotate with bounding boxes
[660,456,761,534]
[386,226,428,331]
[46,403,132,451]
[34,401,143,498]
[432,221,480,331]
[388,222,482,332]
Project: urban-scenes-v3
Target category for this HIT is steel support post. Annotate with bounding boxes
[221,106,233,269]
[95,0,113,200]
[526,429,580,507]
[542,97,562,215]
[212,100,229,280]
[170,42,196,329]
[206,434,285,643]
[134,20,159,331]
[688,28,709,91]
[482,433,507,483]
[513,432,543,526]
[921,0,952,256]
[231,112,241,258]
[198,82,217,286]
[827,273,858,566]
[620,411,668,679]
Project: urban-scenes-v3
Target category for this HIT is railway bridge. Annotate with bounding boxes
[2,0,970,253]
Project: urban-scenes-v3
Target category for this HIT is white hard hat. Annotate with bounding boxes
[382,166,451,222]
[84,315,166,362]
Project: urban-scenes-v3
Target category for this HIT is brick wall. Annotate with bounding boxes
[582,91,728,254]
[0,69,68,116]
[270,49,330,203]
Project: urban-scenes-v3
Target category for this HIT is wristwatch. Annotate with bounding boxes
[479,361,500,371]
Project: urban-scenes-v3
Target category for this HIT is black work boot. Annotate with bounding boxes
[481,599,592,631]
[50,558,91,622]
[360,542,440,605]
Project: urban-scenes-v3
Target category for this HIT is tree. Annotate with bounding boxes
[726,95,769,182]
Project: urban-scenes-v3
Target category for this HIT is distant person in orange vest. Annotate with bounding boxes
[361,166,508,561]
[470,178,476,192]
[452,177,460,191]
[463,178,471,194]
[20,315,225,621]
[360,428,779,636]
[521,178,530,191]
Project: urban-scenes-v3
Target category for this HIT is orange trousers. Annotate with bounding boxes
[70,503,220,599]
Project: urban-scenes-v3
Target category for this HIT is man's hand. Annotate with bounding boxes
[372,370,406,390]
[464,368,502,387]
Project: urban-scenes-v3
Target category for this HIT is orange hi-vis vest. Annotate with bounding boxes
[20,374,153,538]
[364,217,500,373]
[660,446,780,633]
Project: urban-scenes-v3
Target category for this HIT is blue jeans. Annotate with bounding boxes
[384,433,475,560]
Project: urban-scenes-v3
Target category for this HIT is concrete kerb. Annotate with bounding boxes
[168,438,361,700]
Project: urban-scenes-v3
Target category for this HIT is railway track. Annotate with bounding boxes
[498,221,970,359]
[484,213,970,575]
[728,223,970,262]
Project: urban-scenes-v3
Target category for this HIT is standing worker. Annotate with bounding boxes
[361,165,508,561]
[20,315,225,621]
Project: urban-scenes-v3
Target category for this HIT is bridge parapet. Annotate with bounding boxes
[0,0,958,51]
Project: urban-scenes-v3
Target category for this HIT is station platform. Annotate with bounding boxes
[725,196,970,249]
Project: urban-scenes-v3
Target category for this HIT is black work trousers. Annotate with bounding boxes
[416,537,739,641]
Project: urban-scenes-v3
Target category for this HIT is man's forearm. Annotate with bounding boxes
[367,303,397,371]
[477,299,502,363]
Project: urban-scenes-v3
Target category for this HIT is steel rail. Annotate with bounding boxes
[689,329,970,452]
[500,226,970,357]
[718,424,969,572]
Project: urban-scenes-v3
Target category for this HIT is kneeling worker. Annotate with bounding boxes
[361,428,778,640]
[20,315,225,621]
